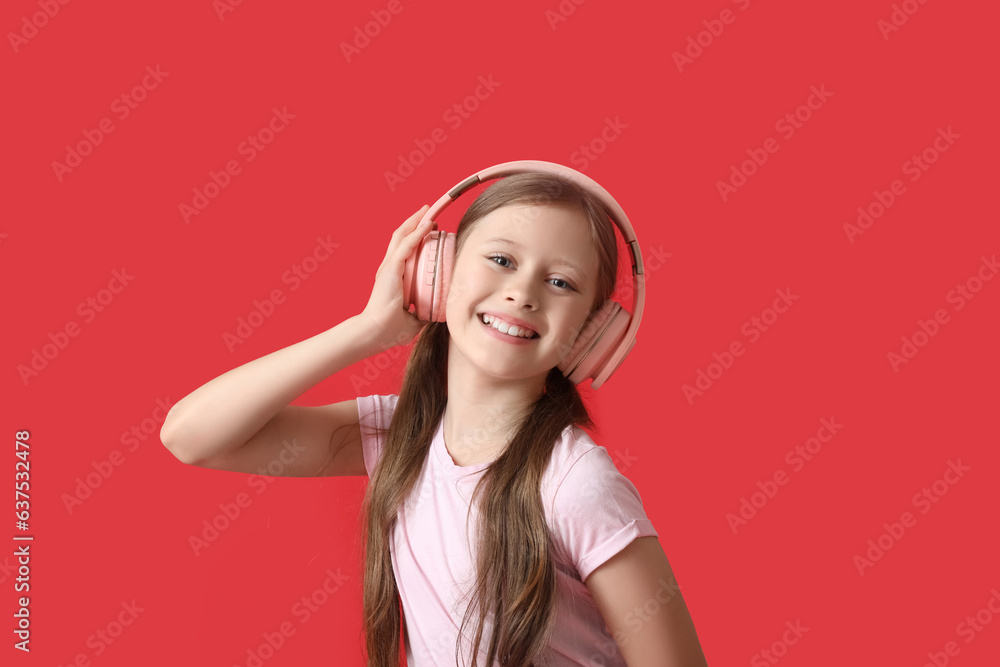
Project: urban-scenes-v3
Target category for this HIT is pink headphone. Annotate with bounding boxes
[401,160,645,389]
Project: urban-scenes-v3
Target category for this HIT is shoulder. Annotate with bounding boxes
[542,425,658,581]
[543,425,632,501]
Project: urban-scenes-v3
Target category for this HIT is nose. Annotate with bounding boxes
[503,272,539,311]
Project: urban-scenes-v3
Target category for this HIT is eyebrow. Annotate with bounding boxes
[481,237,588,281]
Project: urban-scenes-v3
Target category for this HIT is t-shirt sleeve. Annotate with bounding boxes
[549,447,659,582]
[356,394,399,477]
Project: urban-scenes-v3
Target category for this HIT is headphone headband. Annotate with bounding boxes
[418,160,645,388]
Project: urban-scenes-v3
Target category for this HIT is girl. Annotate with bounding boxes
[161,169,707,666]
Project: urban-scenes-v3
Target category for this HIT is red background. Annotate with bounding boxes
[4,0,999,665]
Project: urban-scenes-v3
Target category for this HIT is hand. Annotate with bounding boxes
[359,204,435,349]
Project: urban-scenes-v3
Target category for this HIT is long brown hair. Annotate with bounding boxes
[357,172,622,666]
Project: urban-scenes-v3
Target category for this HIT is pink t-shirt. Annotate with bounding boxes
[357,394,659,667]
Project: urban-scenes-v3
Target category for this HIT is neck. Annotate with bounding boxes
[442,337,546,463]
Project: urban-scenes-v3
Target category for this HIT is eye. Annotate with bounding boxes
[485,254,576,292]
[487,253,512,268]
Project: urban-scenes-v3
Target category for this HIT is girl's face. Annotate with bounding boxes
[444,202,600,384]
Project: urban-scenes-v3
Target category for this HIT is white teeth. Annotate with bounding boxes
[480,314,536,339]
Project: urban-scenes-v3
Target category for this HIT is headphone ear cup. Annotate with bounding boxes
[431,232,456,322]
[558,300,630,386]
[402,230,455,322]
[402,230,435,321]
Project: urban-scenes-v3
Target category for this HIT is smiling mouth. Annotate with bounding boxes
[478,313,539,339]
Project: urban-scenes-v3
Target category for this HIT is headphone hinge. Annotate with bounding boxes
[448,175,482,199]
[628,240,643,276]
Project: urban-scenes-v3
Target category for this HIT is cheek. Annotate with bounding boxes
[451,263,493,298]
[564,312,593,344]
[445,264,483,317]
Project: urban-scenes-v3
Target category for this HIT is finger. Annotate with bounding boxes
[392,227,430,265]
[384,209,427,263]
[388,205,430,248]
[402,205,430,230]
[398,206,434,251]
[409,205,432,231]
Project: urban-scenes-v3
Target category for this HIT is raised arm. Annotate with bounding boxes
[160,204,433,477]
